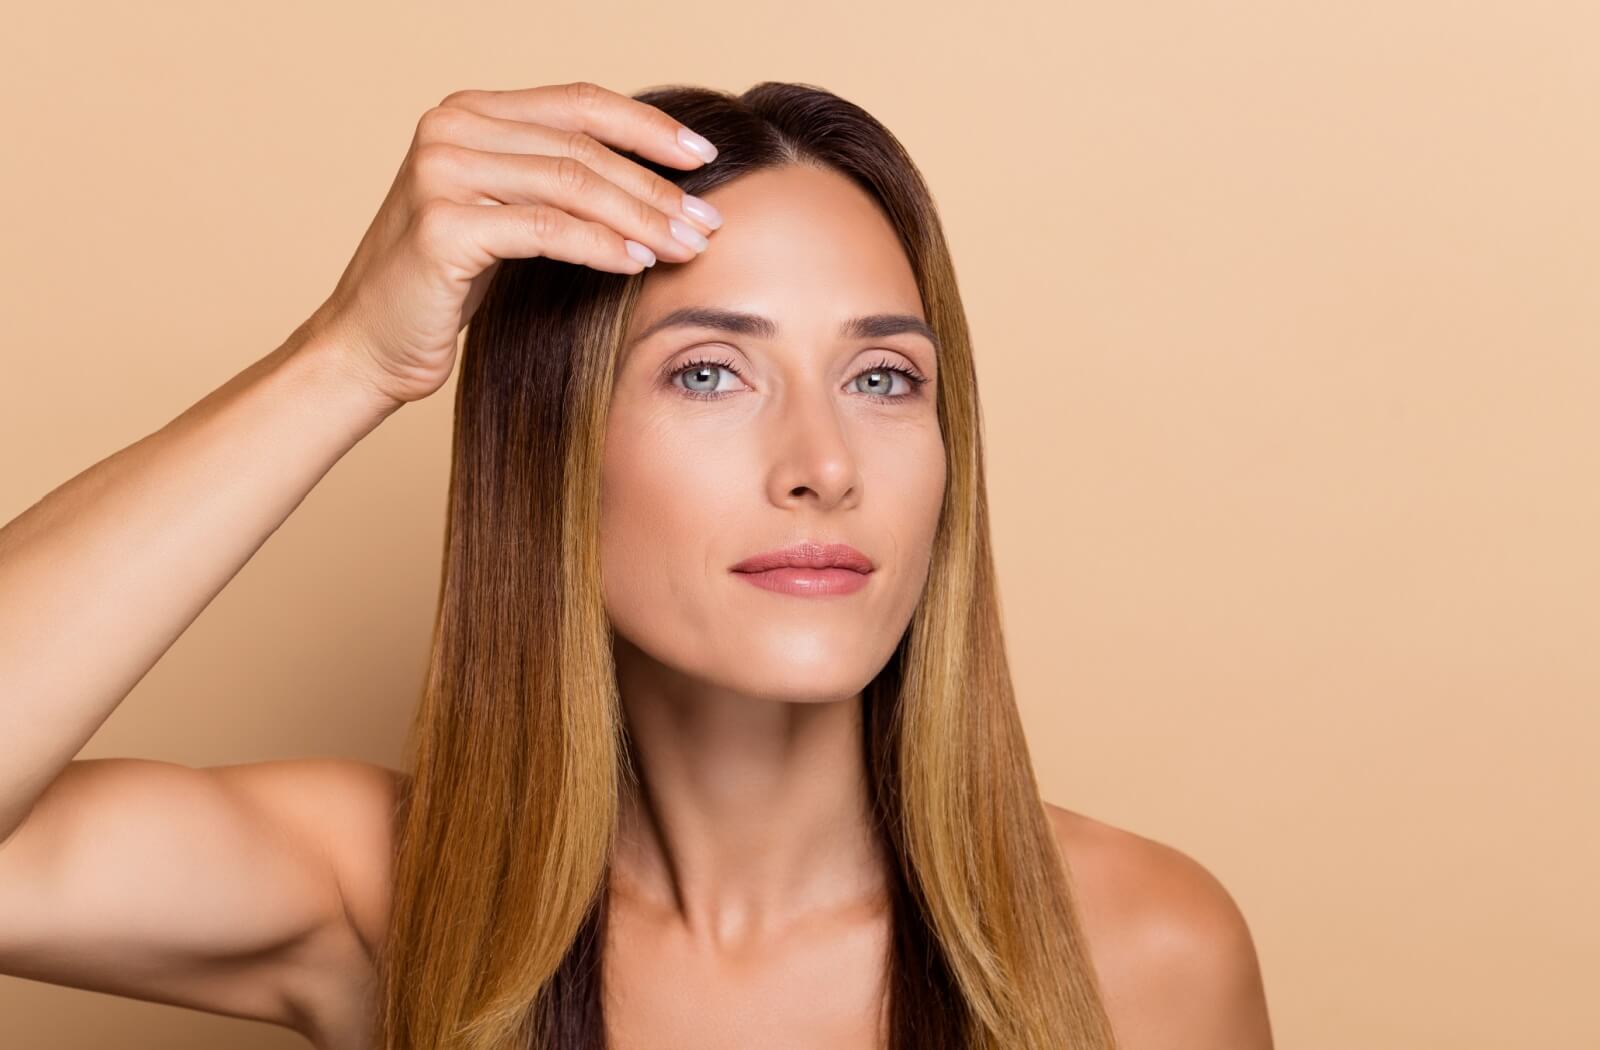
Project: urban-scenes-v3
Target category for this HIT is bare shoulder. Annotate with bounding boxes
[0,756,408,1048]
[248,757,407,962]
[1042,802,1274,1050]
[212,758,405,960]
[225,758,408,1048]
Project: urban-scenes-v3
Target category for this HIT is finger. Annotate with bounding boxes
[418,198,655,276]
[410,142,704,264]
[438,81,719,171]
[412,104,719,238]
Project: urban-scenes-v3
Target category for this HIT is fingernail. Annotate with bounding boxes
[677,127,718,163]
[681,193,722,229]
[668,218,709,252]
[624,239,656,267]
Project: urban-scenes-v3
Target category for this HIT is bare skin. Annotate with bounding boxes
[0,82,1272,1048]
[96,759,1265,1050]
[595,159,944,1050]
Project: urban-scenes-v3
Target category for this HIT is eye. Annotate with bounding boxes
[665,354,930,403]
[669,353,746,399]
[850,358,929,402]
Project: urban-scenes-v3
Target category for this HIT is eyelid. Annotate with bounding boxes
[655,343,928,385]
[662,351,928,404]
[653,343,741,386]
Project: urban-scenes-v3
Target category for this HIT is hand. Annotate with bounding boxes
[304,80,722,407]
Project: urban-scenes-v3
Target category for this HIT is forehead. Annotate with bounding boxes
[624,164,925,341]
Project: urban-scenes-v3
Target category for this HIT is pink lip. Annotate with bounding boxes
[730,540,875,574]
[735,566,871,597]
[730,540,875,597]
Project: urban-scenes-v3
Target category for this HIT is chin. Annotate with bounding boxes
[685,662,881,705]
[611,629,885,702]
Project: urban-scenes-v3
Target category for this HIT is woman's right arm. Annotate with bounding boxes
[0,325,399,851]
[0,80,719,1039]
[0,325,410,1035]
[0,79,718,846]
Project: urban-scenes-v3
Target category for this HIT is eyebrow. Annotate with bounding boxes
[628,307,941,355]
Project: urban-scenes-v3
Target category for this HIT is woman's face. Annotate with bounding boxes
[600,163,946,703]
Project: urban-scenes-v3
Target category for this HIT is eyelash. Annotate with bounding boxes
[664,354,930,404]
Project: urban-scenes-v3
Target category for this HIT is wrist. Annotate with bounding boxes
[278,320,408,433]
[285,317,408,424]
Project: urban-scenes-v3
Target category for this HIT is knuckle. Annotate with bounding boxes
[590,219,620,255]
[527,204,563,241]
[415,105,465,145]
[437,88,475,108]
[645,177,683,213]
[643,176,675,209]
[564,80,604,109]
[552,154,591,193]
[564,129,602,167]
[633,195,658,232]
[412,141,464,183]
[412,198,455,249]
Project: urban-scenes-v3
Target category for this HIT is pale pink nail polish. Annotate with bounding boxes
[681,193,723,229]
[624,239,656,267]
[677,127,718,163]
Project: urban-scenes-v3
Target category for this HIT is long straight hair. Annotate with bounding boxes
[372,81,1118,1050]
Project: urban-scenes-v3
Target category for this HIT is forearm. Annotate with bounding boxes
[0,325,402,842]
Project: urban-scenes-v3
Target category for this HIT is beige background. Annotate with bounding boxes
[3,2,1596,1047]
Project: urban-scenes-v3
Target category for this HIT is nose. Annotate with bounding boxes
[764,379,861,511]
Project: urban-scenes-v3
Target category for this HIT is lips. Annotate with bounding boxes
[734,565,869,596]
[730,540,875,575]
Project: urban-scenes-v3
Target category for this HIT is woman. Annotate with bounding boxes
[0,80,1271,1049]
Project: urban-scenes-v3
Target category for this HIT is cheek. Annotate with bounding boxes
[916,432,948,517]
[601,420,747,546]
[877,425,946,537]
[879,431,948,600]
[598,419,746,645]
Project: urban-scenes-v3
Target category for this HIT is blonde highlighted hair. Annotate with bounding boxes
[373,81,1119,1050]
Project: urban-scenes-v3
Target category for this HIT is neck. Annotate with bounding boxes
[609,636,889,949]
